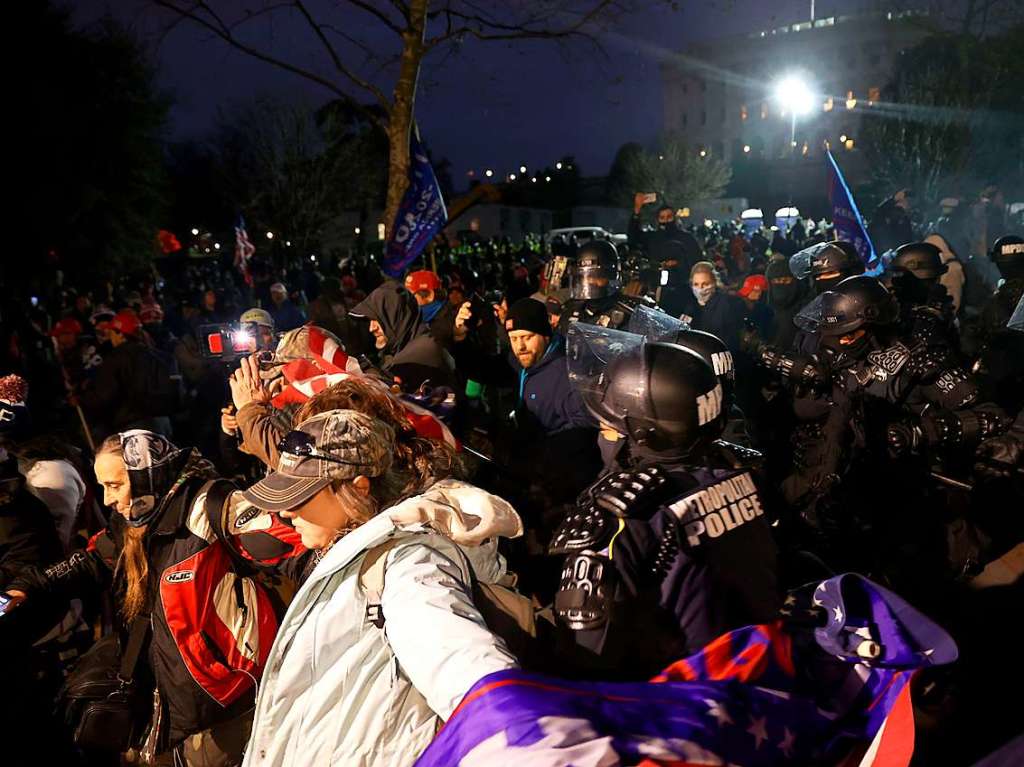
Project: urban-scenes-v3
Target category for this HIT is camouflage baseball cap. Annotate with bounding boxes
[242,409,395,512]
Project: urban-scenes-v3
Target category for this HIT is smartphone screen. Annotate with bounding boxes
[0,593,12,616]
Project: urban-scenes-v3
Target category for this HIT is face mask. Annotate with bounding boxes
[770,284,799,307]
[892,273,930,305]
[692,286,715,305]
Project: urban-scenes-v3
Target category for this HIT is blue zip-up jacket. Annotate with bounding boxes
[510,334,596,435]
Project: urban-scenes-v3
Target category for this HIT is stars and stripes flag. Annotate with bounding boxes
[234,214,256,286]
[415,574,957,767]
[268,326,459,450]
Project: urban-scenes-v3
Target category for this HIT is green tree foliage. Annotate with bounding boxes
[861,27,1024,208]
[14,2,169,282]
[607,134,732,208]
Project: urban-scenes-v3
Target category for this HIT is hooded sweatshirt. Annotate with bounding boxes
[352,283,455,390]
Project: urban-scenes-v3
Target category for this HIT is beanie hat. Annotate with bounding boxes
[505,298,552,338]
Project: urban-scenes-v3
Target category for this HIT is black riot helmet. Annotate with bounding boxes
[567,324,726,454]
[795,275,899,337]
[890,242,947,281]
[790,240,866,295]
[991,235,1024,280]
[571,239,620,300]
[625,305,734,414]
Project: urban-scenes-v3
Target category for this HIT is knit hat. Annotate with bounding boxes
[505,298,552,338]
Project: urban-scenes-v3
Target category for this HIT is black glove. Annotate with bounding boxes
[887,422,923,457]
[974,432,1024,479]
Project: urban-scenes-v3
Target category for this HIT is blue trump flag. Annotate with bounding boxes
[384,127,447,278]
[827,149,877,270]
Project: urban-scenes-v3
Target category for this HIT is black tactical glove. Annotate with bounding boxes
[974,432,1024,480]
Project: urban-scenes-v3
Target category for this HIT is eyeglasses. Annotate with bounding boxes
[277,431,366,468]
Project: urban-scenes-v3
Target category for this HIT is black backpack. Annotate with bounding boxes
[137,347,184,417]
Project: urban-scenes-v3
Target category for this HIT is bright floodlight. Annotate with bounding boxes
[774,75,815,116]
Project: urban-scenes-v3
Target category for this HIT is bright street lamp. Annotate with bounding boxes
[191,228,199,236]
[519,165,527,174]
[774,74,816,155]
[484,169,494,178]
[266,231,274,240]
[555,162,563,170]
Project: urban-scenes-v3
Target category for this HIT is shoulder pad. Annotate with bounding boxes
[547,503,616,556]
[588,466,675,518]
[865,342,911,381]
[710,440,763,470]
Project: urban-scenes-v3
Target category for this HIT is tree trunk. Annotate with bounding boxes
[383,0,429,237]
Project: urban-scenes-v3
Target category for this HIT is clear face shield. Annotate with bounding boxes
[566,323,647,432]
[570,262,618,301]
[1009,295,1024,333]
[789,242,833,280]
[626,304,690,343]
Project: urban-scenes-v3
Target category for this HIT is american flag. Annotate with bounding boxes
[415,574,957,767]
[234,214,256,285]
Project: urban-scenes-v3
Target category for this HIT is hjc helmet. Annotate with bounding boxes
[571,239,620,300]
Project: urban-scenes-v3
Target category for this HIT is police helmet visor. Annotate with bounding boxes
[1009,296,1024,333]
[794,291,864,336]
[626,304,690,343]
[566,323,646,429]
[570,263,616,300]
[788,242,832,280]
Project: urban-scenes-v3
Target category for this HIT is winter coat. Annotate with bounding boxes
[243,480,521,767]
[8,471,310,749]
[353,283,456,390]
[510,334,594,436]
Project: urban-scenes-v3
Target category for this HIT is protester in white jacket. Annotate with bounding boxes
[240,408,521,767]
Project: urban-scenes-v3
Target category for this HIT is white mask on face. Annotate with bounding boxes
[692,285,715,305]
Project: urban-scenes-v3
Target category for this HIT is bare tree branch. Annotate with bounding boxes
[425,0,622,50]
[292,0,390,110]
[343,0,405,36]
[153,0,390,128]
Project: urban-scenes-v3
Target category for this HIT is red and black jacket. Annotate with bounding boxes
[11,476,309,749]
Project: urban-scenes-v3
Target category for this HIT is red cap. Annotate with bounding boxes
[99,309,141,337]
[404,270,441,293]
[50,317,84,337]
[738,274,769,298]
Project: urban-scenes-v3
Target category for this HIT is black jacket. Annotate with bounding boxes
[80,339,166,430]
[8,473,309,750]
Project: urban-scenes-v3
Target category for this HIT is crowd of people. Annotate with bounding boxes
[0,185,1022,767]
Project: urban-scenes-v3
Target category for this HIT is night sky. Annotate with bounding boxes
[71,0,877,180]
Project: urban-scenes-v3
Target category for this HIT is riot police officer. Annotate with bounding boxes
[790,240,866,299]
[548,324,779,676]
[775,277,1009,592]
[558,239,656,333]
[887,241,958,353]
[970,235,1024,355]
[788,240,867,354]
